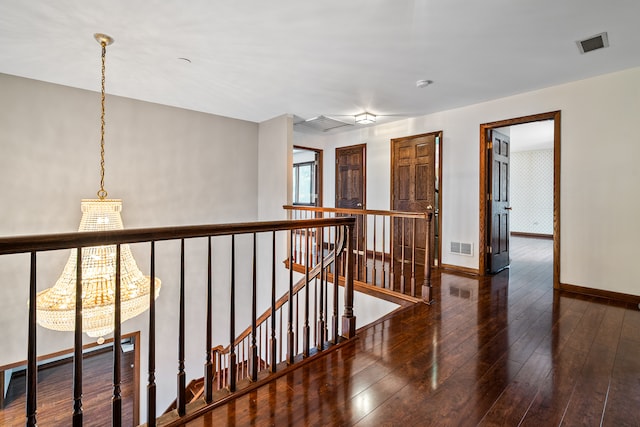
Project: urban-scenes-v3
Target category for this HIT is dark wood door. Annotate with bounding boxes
[391,133,436,265]
[335,145,365,209]
[335,144,366,252]
[488,130,510,273]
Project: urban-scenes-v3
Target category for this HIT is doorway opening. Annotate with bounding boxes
[479,111,560,288]
[293,146,322,206]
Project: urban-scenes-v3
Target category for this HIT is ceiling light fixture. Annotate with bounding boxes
[416,79,433,88]
[355,112,376,124]
[36,33,161,340]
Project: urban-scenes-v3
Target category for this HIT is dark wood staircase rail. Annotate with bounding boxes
[162,226,348,410]
[283,205,434,302]
[209,225,347,388]
[0,217,356,427]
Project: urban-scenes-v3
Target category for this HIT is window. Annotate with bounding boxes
[293,161,316,205]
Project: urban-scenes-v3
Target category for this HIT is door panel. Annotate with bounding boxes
[336,144,366,252]
[488,130,510,273]
[336,145,365,209]
[391,134,437,266]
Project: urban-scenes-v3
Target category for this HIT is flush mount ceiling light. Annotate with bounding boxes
[416,79,433,88]
[36,33,161,340]
[355,112,376,124]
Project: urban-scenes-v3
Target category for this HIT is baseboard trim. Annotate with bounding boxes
[511,232,553,239]
[559,282,640,306]
[440,263,480,277]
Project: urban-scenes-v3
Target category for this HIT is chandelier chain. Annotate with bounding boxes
[97,41,108,199]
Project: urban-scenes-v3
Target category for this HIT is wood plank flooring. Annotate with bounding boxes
[0,347,136,426]
[185,236,640,426]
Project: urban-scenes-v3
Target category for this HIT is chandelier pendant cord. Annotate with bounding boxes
[98,40,108,200]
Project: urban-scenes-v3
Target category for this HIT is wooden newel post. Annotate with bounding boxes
[341,222,356,339]
[422,212,434,304]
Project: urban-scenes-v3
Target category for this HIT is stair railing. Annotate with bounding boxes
[208,225,348,391]
[0,217,356,427]
[284,205,434,302]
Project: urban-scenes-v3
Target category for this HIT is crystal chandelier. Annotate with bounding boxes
[36,34,161,339]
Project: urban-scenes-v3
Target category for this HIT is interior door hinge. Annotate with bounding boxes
[487,246,493,254]
[487,193,492,201]
[487,141,493,149]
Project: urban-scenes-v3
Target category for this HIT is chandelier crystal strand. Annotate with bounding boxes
[36,34,161,339]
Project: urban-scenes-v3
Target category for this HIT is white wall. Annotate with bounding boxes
[0,73,260,417]
[295,66,640,297]
[256,114,294,318]
[511,149,554,235]
[258,114,293,220]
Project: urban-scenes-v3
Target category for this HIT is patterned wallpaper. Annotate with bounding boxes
[510,149,554,235]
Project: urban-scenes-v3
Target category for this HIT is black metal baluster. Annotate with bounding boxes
[73,247,83,427]
[270,231,277,373]
[26,252,37,427]
[113,244,122,427]
[205,236,213,403]
[148,241,157,427]
[229,235,237,391]
[249,233,258,382]
[177,239,186,415]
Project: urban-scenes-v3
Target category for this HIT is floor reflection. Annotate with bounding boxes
[186,236,640,427]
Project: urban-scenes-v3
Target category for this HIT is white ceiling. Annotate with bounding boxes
[1,1,639,126]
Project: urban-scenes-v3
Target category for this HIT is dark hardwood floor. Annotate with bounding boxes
[1,347,136,426]
[185,236,640,426]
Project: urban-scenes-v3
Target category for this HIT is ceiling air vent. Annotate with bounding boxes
[294,115,352,133]
[576,32,609,54]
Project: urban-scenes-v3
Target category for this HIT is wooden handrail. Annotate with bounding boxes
[2,216,356,427]
[0,217,353,255]
[283,205,431,219]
